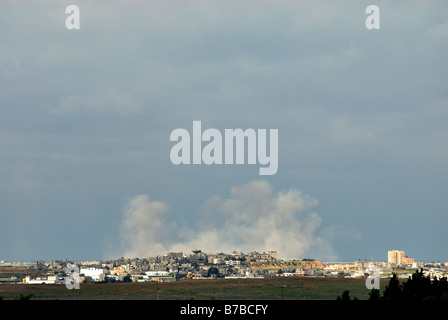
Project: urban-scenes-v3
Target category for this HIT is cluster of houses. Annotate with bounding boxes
[2,250,447,285]
[7,250,280,284]
[78,250,280,282]
[322,259,448,280]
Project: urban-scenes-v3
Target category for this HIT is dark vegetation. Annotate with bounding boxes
[337,269,448,301]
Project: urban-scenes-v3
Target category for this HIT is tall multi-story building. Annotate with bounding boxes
[388,250,405,265]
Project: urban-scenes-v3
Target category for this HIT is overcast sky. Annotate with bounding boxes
[0,0,447,262]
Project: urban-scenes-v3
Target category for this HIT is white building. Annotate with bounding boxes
[24,275,62,284]
[225,260,241,266]
[80,267,105,281]
[143,270,174,282]
[145,271,169,277]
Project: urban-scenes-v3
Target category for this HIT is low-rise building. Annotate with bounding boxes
[24,275,62,284]
[80,267,106,281]
[402,256,414,265]
[142,270,175,282]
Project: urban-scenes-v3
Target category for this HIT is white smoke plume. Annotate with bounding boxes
[118,194,168,258]
[113,180,341,260]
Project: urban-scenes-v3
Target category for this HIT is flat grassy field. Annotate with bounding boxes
[0,277,389,300]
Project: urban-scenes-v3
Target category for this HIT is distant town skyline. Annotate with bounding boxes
[4,248,447,289]
[1,248,444,265]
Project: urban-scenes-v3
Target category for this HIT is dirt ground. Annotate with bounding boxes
[0,276,387,300]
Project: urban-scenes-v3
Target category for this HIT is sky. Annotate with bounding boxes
[0,0,447,263]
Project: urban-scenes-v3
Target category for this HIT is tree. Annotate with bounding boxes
[380,269,448,300]
[207,267,220,278]
[368,288,381,301]
[337,290,351,301]
[339,269,448,301]
[382,273,402,300]
[402,269,448,300]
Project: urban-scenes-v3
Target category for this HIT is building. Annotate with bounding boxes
[111,266,128,276]
[388,250,405,265]
[402,256,414,265]
[24,275,62,284]
[143,270,174,282]
[80,267,105,281]
[388,250,416,266]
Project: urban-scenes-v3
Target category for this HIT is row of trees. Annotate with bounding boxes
[338,269,448,300]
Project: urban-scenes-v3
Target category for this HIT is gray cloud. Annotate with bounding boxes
[0,1,446,262]
[52,86,141,115]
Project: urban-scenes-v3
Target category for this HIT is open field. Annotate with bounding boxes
[0,277,389,300]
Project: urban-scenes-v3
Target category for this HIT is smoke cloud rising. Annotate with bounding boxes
[112,181,342,260]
